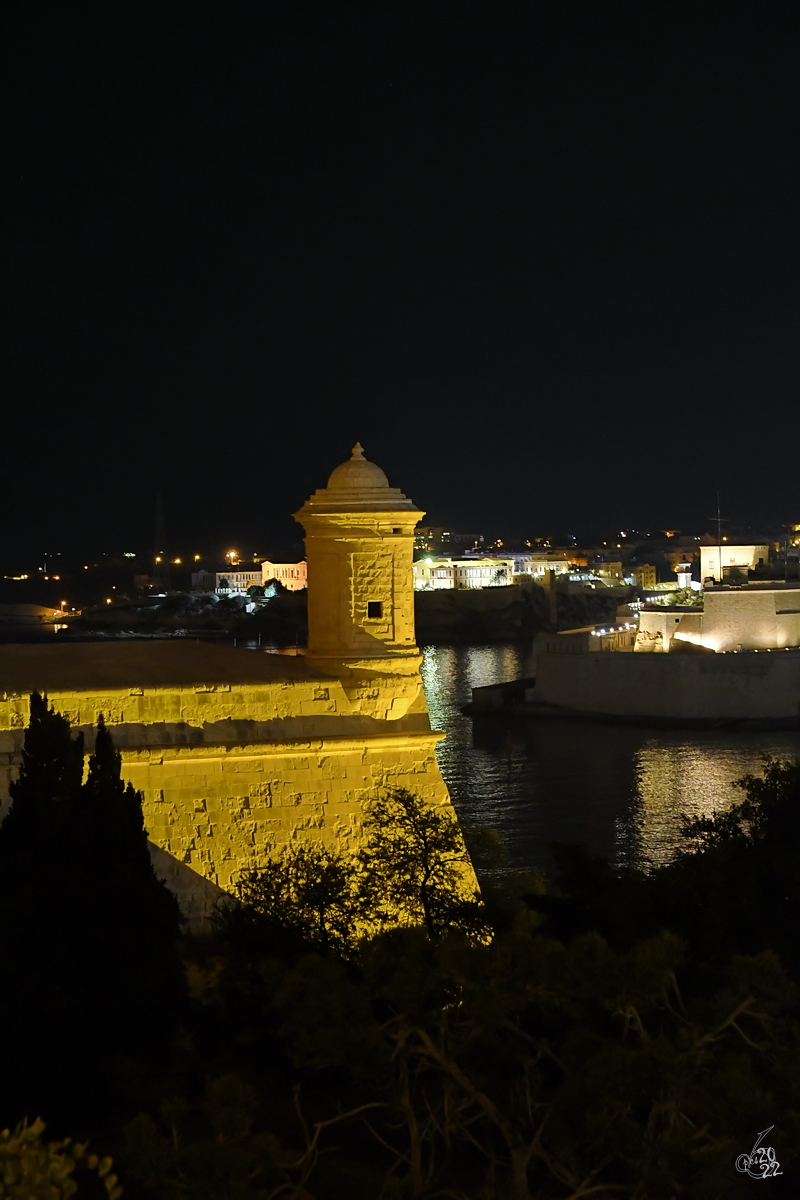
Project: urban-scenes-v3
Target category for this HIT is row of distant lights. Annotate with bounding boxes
[153,555,204,564]
[11,551,239,612]
[150,552,239,564]
[591,624,635,636]
[6,572,64,580]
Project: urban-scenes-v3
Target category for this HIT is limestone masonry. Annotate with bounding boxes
[0,446,469,923]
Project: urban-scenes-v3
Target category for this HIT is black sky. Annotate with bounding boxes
[4,3,799,559]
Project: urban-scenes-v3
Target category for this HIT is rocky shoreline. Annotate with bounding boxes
[49,581,629,646]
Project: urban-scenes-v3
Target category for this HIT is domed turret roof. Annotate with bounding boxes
[326,443,390,491]
[296,443,421,515]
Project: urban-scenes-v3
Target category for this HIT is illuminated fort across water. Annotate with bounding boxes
[471,575,800,727]
[0,446,470,922]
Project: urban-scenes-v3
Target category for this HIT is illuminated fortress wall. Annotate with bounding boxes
[0,446,474,923]
[636,587,800,653]
[0,652,449,920]
[702,588,800,652]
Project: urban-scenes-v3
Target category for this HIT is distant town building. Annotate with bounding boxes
[259,560,307,591]
[505,553,571,579]
[413,557,514,590]
[215,568,262,593]
[190,570,216,592]
[414,527,484,554]
[633,564,657,589]
[453,550,571,579]
[192,561,307,595]
[414,560,450,589]
[590,559,624,582]
[700,543,770,585]
[564,572,626,592]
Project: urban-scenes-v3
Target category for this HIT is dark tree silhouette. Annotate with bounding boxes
[0,694,184,1125]
[228,843,365,960]
[358,787,487,940]
[0,689,83,845]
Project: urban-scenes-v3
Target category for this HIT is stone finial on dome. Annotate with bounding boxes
[351,442,365,458]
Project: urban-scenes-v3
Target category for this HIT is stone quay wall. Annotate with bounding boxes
[532,649,800,721]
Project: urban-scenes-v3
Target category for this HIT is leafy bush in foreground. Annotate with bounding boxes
[0,1118,120,1200]
[220,787,489,960]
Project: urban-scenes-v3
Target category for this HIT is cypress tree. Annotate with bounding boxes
[78,714,185,1050]
[0,695,184,1125]
[0,690,83,849]
[0,693,85,1018]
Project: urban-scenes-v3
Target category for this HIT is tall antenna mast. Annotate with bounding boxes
[706,493,728,583]
[154,490,171,592]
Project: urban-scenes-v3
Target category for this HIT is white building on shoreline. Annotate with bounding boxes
[413,557,515,590]
[192,560,308,595]
[413,553,572,591]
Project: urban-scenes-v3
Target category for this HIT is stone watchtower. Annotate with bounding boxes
[294,443,426,720]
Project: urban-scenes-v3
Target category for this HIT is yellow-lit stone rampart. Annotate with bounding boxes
[124,731,449,886]
[0,642,454,918]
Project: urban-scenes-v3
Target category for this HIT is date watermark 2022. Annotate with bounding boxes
[736,1127,783,1179]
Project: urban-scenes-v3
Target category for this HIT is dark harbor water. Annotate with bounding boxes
[420,642,800,876]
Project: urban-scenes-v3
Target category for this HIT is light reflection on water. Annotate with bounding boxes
[420,643,800,875]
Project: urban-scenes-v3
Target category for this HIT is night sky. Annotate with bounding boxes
[5,4,799,560]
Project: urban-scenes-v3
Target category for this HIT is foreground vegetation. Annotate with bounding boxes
[0,697,797,1196]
